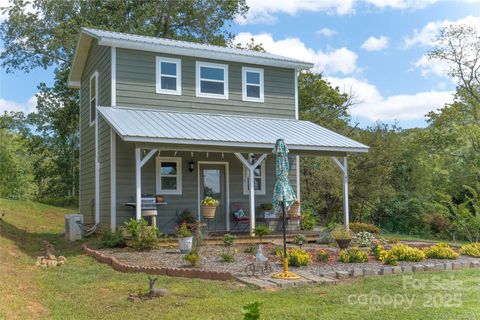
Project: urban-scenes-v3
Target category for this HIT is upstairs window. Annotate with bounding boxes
[242,67,264,102]
[156,57,181,95]
[89,71,98,126]
[156,157,182,195]
[196,62,228,99]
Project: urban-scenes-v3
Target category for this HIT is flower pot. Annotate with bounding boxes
[288,204,300,217]
[178,236,193,253]
[335,239,352,250]
[155,194,165,203]
[201,205,217,219]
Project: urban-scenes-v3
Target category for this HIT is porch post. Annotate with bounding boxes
[332,156,349,229]
[135,147,141,220]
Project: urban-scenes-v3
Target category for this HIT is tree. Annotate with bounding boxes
[0,0,248,199]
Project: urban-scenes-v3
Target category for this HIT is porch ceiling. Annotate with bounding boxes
[98,106,369,155]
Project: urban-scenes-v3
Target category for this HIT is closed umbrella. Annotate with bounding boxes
[271,139,300,280]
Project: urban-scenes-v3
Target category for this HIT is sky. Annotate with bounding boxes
[1,0,480,128]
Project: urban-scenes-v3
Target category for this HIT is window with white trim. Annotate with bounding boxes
[196,62,228,99]
[242,67,264,102]
[243,160,266,195]
[156,157,182,195]
[156,57,181,95]
[89,71,98,126]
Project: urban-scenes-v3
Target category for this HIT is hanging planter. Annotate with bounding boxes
[201,197,219,219]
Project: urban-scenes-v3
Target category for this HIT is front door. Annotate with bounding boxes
[200,164,226,231]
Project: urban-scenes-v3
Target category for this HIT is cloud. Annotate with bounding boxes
[413,55,450,77]
[361,36,389,51]
[316,28,337,37]
[327,76,454,121]
[365,0,437,9]
[0,96,37,114]
[234,32,359,75]
[404,15,480,48]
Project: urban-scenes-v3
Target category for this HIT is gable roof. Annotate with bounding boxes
[68,28,314,88]
[98,106,369,154]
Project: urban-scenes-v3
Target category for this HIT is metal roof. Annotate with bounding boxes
[98,107,369,153]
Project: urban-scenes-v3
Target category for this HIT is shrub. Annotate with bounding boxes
[349,222,380,235]
[223,233,236,247]
[370,242,385,260]
[293,234,307,247]
[316,249,330,262]
[330,226,353,240]
[300,208,318,230]
[176,223,192,238]
[124,218,159,251]
[279,248,311,267]
[184,251,200,266]
[356,231,374,247]
[459,243,480,257]
[98,230,125,248]
[177,209,196,224]
[244,244,257,254]
[254,225,271,243]
[339,248,369,263]
[270,245,283,256]
[389,243,425,262]
[423,243,458,259]
[424,212,452,235]
[383,251,399,266]
[220,248,236,262]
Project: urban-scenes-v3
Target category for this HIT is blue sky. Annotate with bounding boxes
[1,0,479,128]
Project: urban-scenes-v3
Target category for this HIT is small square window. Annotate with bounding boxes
[156,157,182,194]
[156,57,181,95]
[196,62,228,99]
[242,67,264,102]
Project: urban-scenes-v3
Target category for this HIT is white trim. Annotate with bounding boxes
[89,71,98,126]
[111,47,116,106]
[196,61,229,99]
[94,104,100,224]
[110,128,116,231]
[156,156,182,195]
[332,157,349,228]
[295,155,300,202]
[242,67,264,102]
[156,56,182,95]
[294,69,299,120]
[242,158,266,195]
[135,148,141,220]
[78,89,82,214]
[197,161,230,231]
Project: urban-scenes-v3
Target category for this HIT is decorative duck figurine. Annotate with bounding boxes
[256,244,268,263]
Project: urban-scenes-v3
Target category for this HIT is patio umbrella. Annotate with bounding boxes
[271,139,300,280]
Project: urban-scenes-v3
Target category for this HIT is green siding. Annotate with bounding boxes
[79,40,111,228]
[116,48,296,119]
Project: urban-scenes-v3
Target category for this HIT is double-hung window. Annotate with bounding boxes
[156,57,181,95]
[196,62,228,99]
[242,67,264,102]
[89,71,98,126]
[243,160,266,195]
[156,157,182,195]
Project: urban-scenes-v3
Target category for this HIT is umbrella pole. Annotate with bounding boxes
[272,201,300,280]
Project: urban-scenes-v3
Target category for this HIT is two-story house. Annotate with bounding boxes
[68,28,368,235]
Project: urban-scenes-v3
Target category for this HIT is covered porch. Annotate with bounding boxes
[99,106,369,235]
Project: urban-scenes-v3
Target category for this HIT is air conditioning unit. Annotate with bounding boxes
[65,214,83,241]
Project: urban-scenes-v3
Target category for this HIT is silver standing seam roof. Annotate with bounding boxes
[98,107,369,153]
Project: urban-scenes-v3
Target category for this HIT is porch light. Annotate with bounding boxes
[188,160,195,172]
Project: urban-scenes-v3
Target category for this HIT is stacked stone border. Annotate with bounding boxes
[82,243,234,281]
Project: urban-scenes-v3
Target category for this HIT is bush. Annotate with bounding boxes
[254,225,271,243]
[124,218,159,251]
[330,226,353,240]
[339,248,369,263]
[349,222,380,235]
[98,230,125,248]
[220,248,235,262]
[459,243,480,257]
[223,233,236,247]
[389,243,425,262]
[424,213,452,236]
[280,248,311,267]
[423,243,458,259]
[293,234,307,246]
[177,209,196,224]
[356,231,374,247]
[244,244,257,254]
[316,249,330,262]
[184,251,200,266]
[383,251,399,266]
[270,245,283,256]
[300,208,318,230]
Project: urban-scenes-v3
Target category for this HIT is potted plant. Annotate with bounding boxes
[331,226,353,249]
[201,196,219,219]
[288,199,300,217]
[176,223,193,253]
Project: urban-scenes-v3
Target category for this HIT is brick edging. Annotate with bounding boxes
[82,243,233,281]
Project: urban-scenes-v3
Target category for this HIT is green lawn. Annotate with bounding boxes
[1,198,480,319]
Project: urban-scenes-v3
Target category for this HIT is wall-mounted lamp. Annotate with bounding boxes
[188,160,195,172]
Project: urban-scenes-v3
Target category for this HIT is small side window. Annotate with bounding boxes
[89,71,98,126]
[156,57,181,95]
[156,157,182,195]
[242,67,264,102]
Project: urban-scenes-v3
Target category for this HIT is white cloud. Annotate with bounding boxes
[0,96,37,114]
[316,28,337,37]
[413,55,450,77]
[361,36,389,51]
[328,76,454,121]
[234,32,359,75]
[365,0,437,9]
[405,15,480,48]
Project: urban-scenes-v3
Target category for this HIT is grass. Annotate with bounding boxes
[1,198,480,319]
[381,231,470,246]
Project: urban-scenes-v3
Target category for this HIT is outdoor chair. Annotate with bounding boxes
[231,202,249,232]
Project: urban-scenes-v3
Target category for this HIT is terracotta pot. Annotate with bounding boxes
[201,205,217,219]
[155,195,165,203]
[288,204,300,217]
[336,239,352,250]
[178,236,193,253]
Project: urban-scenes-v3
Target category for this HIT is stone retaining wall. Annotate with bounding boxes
[82,243,234,281]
